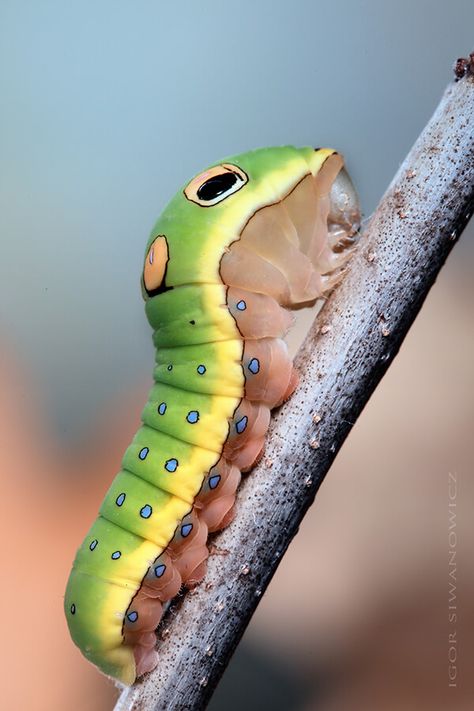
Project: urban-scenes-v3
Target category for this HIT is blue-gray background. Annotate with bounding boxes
[1,3,473,710]
[1,0,472,433]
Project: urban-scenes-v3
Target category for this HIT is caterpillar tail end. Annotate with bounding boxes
[64,570,138,686]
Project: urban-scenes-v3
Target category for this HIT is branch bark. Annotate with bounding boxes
[115,70,474,711]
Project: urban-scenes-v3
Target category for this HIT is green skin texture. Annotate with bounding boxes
[64,145,322,683]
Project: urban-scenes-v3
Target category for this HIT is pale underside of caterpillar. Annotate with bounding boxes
[64,146,360,685]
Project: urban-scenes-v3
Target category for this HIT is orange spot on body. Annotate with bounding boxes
[143,236,169,292]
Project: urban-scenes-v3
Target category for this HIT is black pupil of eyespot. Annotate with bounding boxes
[197,172,238,201]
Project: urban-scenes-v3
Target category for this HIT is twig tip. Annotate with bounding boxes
[454,52,474,81]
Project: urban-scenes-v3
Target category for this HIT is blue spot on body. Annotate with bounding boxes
[167,364,173,371]
[181,523,193,537]
[116,492,126,506]
[127,611,138,623]
[140,504,152,519]
[236,300,247,311]
[197,364,206,375]
[158,402,167,415]
[236,416,248,434]
[89,539,98,551]
[70,603,76,615]
[186,410,199,424]
[165,458,178,473]
[209,474,221,489]
[154,564,166,577]
[248,358,260,374]
[111,551,121,560]
[139,447,149,460]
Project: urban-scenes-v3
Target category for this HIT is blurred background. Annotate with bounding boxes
[1,2,473,709]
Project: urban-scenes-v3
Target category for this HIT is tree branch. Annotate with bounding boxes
[115,68,474,711]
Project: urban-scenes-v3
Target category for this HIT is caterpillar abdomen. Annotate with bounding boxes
[65,146,360,684]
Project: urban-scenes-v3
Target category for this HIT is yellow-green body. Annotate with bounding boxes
[64,146,334,683]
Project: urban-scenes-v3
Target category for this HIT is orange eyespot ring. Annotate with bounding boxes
[143,235,169,294]
[184,163,248,207]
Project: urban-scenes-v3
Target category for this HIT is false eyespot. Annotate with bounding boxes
[143,235,169,294]
[184,163,248,207]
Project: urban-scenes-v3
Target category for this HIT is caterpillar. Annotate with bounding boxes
[64,145,360,685]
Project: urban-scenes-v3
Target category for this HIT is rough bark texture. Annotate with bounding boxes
[115,71,474,711]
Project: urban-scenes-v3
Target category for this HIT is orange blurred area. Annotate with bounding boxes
[0,242,472,711]
[0,349,125,710]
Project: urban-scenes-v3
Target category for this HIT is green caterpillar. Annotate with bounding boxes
[64,145,360,684]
